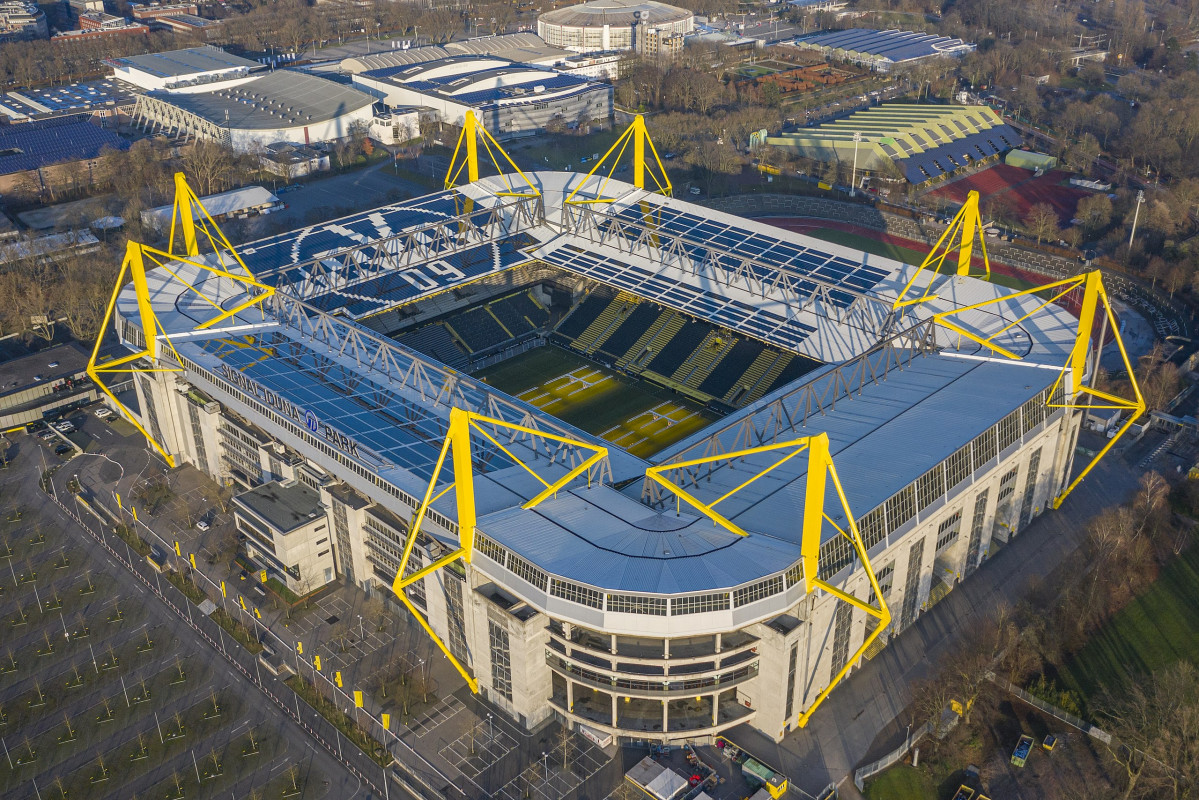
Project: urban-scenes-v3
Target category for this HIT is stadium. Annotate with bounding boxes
[90,116,1141,744]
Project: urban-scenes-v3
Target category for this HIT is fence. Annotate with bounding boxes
[852,720,933,792]
[996,678,1112,745]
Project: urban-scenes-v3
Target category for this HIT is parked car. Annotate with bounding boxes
[53,422,75,434]
[37,430,55,441]
[95,407,114,419]
[195,519,210,532]
[54,444,72,456]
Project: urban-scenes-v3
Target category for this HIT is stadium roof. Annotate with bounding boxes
[0,114,129,176]
[341,35,565,75]
[539,0,692,28]
[107,45,258,78]
[360,56,598,108]
[145,70,375,130]
[792,28,974,64]
[767,104,1021,184]
[114,171,1081,598]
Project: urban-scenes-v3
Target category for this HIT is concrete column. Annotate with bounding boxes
[567,680,574,713]
[663,638,669,659]
[712,693,718,726]
[610,634,617,654]
[715,633,722,653]
[611,694,618,727]
[662,700,668,735]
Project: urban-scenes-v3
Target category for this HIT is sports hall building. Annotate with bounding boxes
[100,162,1105,743]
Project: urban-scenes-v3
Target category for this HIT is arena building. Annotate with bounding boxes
[107,45,262,93]
[351,55,612,140]
[92,133,1134,744]
[790,28,975,72]
[538,0,693,56]
[129,69,377,151]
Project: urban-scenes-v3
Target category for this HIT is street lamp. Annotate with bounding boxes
[1128,189,1145,252]
[542,751,548,780]
[850,131,862,197]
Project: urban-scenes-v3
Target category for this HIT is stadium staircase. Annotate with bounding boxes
[724,348,776,405]
[673,332,735,387]
[742,352,795,405]
[617,310,680,369]
[574,294,639,355]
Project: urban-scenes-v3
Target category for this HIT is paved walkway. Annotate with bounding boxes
[726,458,1141,798]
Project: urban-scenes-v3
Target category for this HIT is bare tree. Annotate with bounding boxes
[1023,202,1061,243]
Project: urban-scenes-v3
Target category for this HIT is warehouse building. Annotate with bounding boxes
[791,28,975,71]
[339,34,569,75]
[107,45,262,93]
[538,0,693,56]
[97,142,1113,748]
[767,104,1021,184]
[352,55,612,139]
[130,70,377,151]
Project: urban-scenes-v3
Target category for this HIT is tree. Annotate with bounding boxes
[1078,193,1114,233]
[1023,202,1061,243]
[684,140,740,196]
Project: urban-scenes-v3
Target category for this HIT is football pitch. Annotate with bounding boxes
[474,346,717,458]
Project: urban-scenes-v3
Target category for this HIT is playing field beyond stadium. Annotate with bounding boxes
[474,346,717,458]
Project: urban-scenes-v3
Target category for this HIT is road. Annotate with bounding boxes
[726,457,1141,798]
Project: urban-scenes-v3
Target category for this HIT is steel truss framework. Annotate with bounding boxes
[266,193,544,301]
[261,290,619,481]
[894,189,990,309]
[88,173,275,467]
[560,202,895,336]
[564,114,671,204]
[932,269,1145,506]
[391,408,610,690]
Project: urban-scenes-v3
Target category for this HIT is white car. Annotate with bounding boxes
[195,520,210,532]
[95,407,113,419]
[53,422,75,433]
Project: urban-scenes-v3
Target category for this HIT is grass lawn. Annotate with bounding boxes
[511,128,626,172]
[864,764,936,800]
[474,346,715,457]
[1058,545,1199,706]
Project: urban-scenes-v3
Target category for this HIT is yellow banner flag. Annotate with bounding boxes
[238,595,247,611]
[296,641,303,655]
[381,713,390,730]
[220,580,226,597]
[334,671,342,688]
[188,553,197,569]
[115,492,122,510]
[253,608,262,619]
[260,570,267,583]
[353,691,363,708]
[131,506,138,522]
[173,541,181,556]
[314,655,322,671]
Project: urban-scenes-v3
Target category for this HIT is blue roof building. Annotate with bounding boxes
[0,114,128,176]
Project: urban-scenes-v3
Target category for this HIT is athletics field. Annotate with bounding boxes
[474,346,716,458]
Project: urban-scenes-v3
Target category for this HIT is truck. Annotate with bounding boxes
[1011,734,1034,767]
[714,736,788,799]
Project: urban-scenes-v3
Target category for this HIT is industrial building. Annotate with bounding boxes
[538,0,693,56]
[767,104,1021,184]
[791,28,975,71]
[130,69,377,151]
[0,0,46,41]
[0,114,129,193]
[107,45,262,93]
[352,55,612,139]
[339,34,569,75]
[93,122,1133,746]
[0,343,98,430]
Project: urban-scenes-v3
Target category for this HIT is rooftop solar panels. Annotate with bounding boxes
[0,114,129,176]
[793,28,975,64]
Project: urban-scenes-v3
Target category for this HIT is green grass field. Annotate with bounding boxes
[803,228,1039,292]
[1058,545,1199,706]
[475,346,715,457]
[864,765,935,800]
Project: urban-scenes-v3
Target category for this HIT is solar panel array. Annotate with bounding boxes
[541,243,818,351]
[5,79,136,116]
[794,28,974,63]
[606,203,891,303]
[0,114,129,176]
[900,126,1021,184]
[197,332,516,480]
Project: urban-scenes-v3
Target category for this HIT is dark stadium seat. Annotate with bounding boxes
[596,304,660,360]
[447,307,510,353]
[395,324,468,369]
[762,352,822,395]
[698,338,765,398]
[555,294,612,341]
[488,298,535,337]
[646,320,709,377]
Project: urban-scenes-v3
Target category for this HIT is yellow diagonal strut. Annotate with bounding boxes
[392,408,609,693]
[930,269,1145,507]
[564,114,672,205]
[648,434,890,729]
[894,190,990,309]
[87,172,276,468]
[444,110,540,198]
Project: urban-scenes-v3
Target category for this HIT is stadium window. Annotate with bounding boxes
[971,426,998,468]
[607,594,667,615]
[915,464,946,512]
[884,485,916,535]
[818,536,853,578]
[997,409,1022,452]
[732,575,784,608]
[857,505,887,551]
[934,510,963,553]
[869,561,894,605]
[670,593,730,615]
[945,445,971,490]
[475,534,507,567]
[507,554,548,591]
[549,578,603,609]
[784,561,804,589]
[1021,395,1046,433]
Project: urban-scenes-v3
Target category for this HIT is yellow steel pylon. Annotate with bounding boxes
[392,408,608,692]
[87,172,275,467]
[894,190,990,308]
[932,269,1145,507]
[648,433,890,729]
[444,111,539,198]
[564,115,671,205]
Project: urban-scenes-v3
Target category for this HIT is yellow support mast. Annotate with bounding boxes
[931,269,1145,507]
[444,111,540,198]
[893,190,990,308]
[392,408,608,692]
[87,172,275,468]
[649,434,890,729]
[564,114,671,205]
